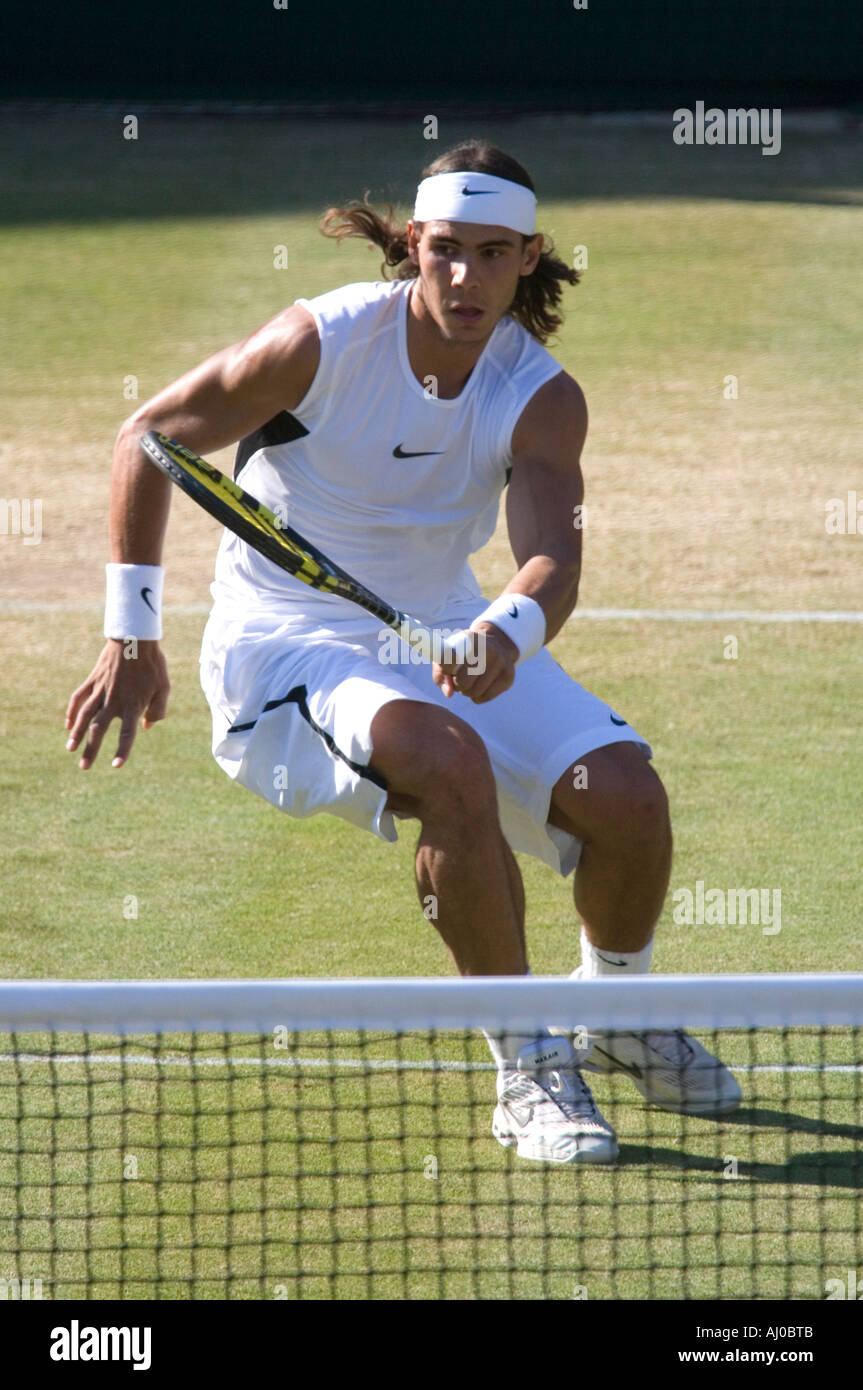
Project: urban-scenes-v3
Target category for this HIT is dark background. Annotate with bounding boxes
[1,0,860,108]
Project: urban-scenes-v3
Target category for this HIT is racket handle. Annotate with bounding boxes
[396,617,471,666]
[440,628,471,665]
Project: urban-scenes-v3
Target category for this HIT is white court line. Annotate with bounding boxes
[571,608,863,624]
[2,1054,861,1075]
[1,602,210,616]
[3,602,863,623]
[7,1053,488,1073]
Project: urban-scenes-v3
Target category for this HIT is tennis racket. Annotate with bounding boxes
[140,431,470,663]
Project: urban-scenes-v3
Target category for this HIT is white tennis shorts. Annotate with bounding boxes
[200,599,651,877]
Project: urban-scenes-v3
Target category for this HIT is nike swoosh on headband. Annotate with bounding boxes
[460,186,498,196]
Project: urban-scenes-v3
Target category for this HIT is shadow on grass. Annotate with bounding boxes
[1,111,861,228]
[616,1103,863,1188]
[722,1103,863,1145]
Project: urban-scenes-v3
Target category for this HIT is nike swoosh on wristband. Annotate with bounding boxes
[392,444,444,459]
[141,587,157,615]
[507,602,518,618]
[460,186,497,196]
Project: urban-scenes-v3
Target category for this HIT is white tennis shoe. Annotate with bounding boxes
[581,1029,742,1113]
[492,1036,619,1164]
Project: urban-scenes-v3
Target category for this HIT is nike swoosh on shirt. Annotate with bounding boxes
[609,714,627,725]
[392,444,444,459]
[141,587,157,615]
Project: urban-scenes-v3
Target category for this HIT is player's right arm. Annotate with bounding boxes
[65,305,320,770]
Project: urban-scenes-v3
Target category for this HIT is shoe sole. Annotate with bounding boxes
[493,1120,619,1165]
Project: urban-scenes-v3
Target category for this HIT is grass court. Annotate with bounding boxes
[0,110,861,1298]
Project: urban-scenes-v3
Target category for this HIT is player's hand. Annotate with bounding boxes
[65,639,170,770]
[433,623,518,704]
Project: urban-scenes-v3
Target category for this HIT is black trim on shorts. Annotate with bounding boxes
[234,410,309,478]
[227,684,388,790]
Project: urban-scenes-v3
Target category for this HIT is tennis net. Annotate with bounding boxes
[1,974,861,1301]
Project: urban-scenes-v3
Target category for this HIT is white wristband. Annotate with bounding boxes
[471,593,546,664]
[104,563,164,641]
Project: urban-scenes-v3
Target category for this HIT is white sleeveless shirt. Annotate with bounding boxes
[211,278,562,625]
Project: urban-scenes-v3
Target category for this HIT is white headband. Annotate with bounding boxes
[413,171,537,236]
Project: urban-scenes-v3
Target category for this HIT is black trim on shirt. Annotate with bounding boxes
[234,410,309,478]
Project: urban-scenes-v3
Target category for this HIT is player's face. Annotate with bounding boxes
[408,220,542,344]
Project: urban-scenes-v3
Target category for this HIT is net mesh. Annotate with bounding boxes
[1,976,861,1301]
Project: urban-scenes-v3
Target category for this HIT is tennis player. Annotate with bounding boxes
[66,140,740,1164]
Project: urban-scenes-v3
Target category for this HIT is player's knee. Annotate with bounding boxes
[624,762,670,846]
[553,743,670,847]
[418,720,496,816]
[373,704,495,815]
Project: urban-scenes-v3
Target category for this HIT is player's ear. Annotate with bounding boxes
[406,220,421,264]
[519,234,542,277]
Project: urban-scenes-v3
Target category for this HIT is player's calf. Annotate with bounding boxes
[371,700,527,976]
[550,743,672,955]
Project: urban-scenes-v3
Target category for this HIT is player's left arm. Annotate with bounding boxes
[503,369,587,638]
[439,371,586,703]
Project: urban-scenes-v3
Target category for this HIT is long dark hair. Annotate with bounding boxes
[320,140,578,344]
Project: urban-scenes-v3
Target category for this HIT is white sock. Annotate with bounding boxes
[483,1029,550,1068]
[574,928,654,979]
[483,967,550,1067]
